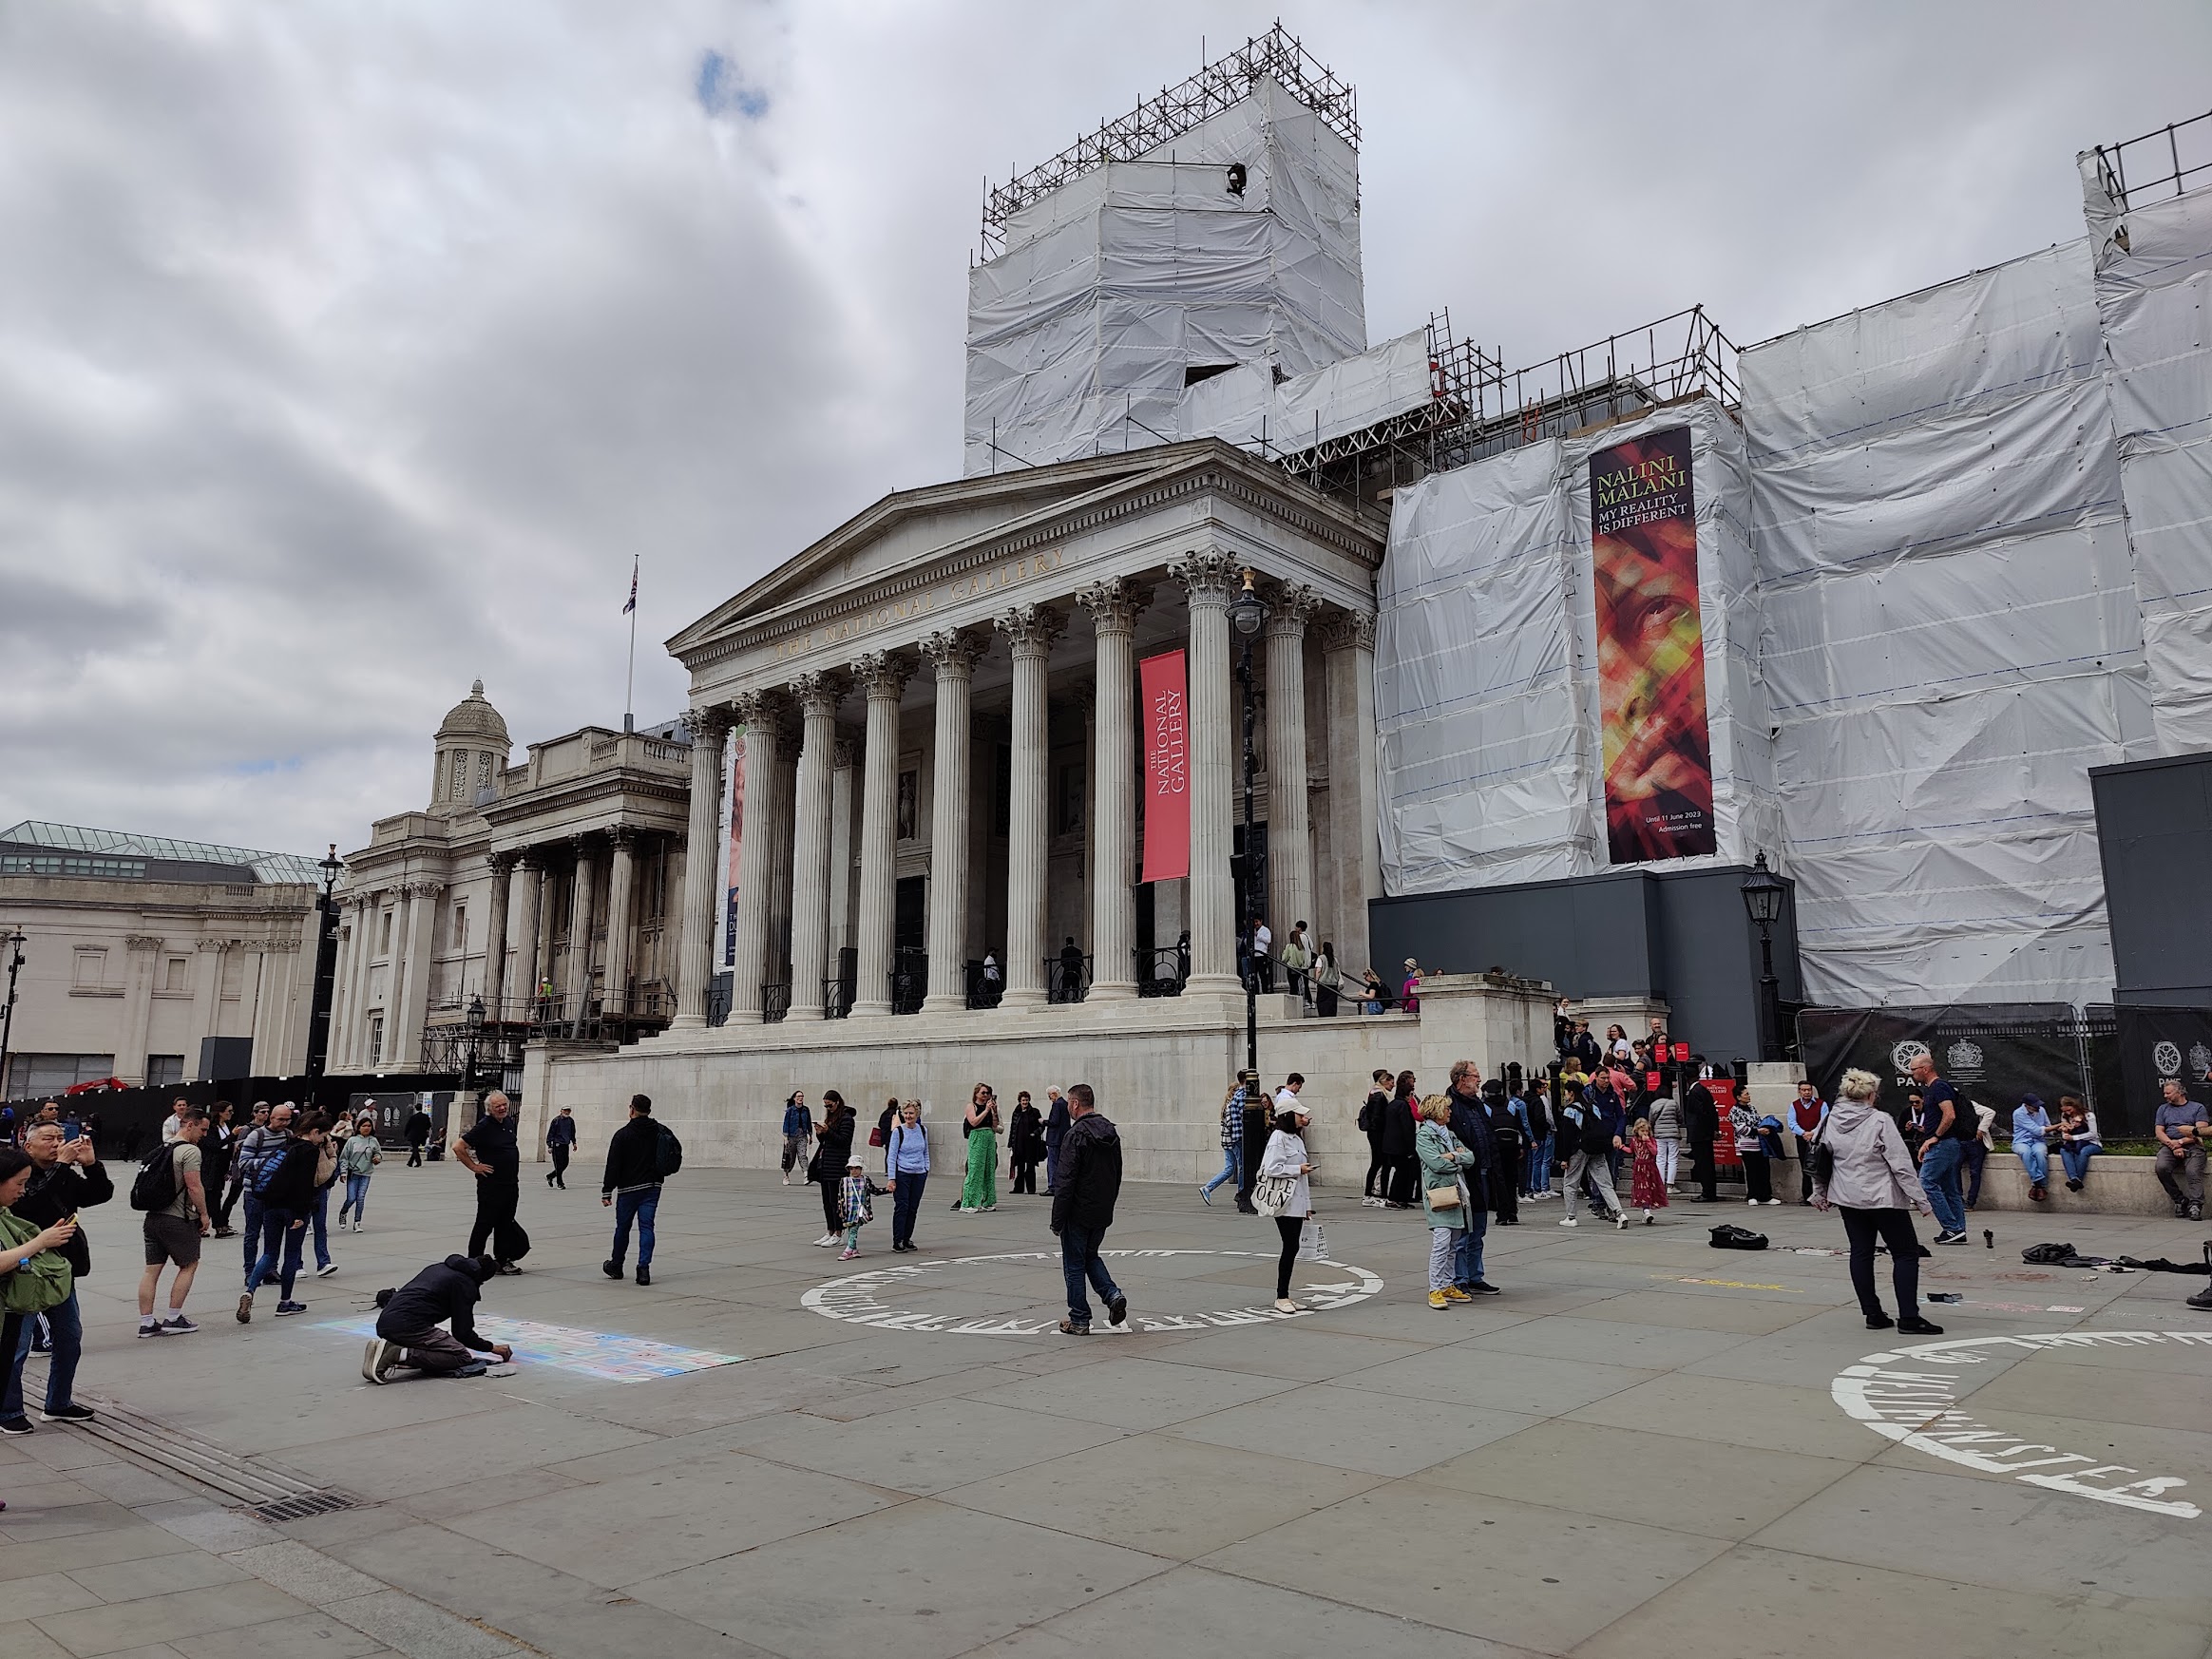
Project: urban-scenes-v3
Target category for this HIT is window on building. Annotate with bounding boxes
[452,903,467,958]
[162,956,189,994]
[379,909,393,955]
[4,1053,117,1097]
[145,1055,185,1088]
[451,750,470,800]
[477,752,494,793]
[70,948,106,990]
[1055,759,1086,837]
[367,1013,385,1067]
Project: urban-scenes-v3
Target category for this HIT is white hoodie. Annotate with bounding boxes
[1812,1098,1930,1213]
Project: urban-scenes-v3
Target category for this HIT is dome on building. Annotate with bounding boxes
[434,679,511,748]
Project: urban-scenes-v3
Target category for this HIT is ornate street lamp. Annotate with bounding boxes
[305,845,345,1078]
[1229,570,1268,1078]
[1740,850,1787,1063]
[0,927,26,1101]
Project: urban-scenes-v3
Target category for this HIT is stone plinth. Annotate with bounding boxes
[526,971,1554,1187]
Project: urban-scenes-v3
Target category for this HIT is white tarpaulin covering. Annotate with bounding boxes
[964,76,1364,475]
[1177,328,1435,455]
[1741,239,2153,1007]
[1376,396,1779,894]
[2082,162,2212,753]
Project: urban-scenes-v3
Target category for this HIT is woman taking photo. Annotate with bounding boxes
[810,1092,854,1246]
[1416,1095,1477,1310]
[958,1083,1000,1213]
[1256,1098,1315,1313]
[1811,1069,1942,1334]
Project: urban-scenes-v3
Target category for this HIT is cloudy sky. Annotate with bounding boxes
[3,0,2207,861]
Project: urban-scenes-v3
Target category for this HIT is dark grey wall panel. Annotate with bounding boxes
[2092,752,2212,1005]
[1369,863,1801,1063]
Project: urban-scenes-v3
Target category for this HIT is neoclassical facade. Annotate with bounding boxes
[663,440,1386,1033]
[329,684,693,1073]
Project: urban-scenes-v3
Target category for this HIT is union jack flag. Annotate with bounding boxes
[623,556,638,615]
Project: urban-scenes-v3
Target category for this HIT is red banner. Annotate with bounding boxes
[1707,1076,1742,1166]
[1139,649,1190,883]
[1592,425,1717,863]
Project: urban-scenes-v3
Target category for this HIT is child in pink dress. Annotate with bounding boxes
[1629,1118,1670,1224]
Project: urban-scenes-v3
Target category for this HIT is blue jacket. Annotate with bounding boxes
[1044,1096,1072,1149]
[781,1099,810,1137]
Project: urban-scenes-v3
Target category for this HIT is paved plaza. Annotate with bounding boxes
[3,1161,2209,1659]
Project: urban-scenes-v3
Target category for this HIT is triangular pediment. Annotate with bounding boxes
[667,448,1197,660]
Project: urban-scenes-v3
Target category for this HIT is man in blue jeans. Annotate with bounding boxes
[1,1121,114,1433]
[1907,1052,1971,1244]
[601,1095,674,1287]
[1049,1083,1128,1334]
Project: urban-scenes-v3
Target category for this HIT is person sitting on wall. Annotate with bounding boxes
[2054,1096,2101,1192]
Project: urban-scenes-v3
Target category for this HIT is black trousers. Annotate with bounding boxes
[1744,1154,1773,1203]
[1237,1113,1268,1209]
[1690,1136,1717,1200]
[820,1173,842,1235]
[1492,1142,1521,1224]
[1839,1206,1922,1318]
[1363,1135,1387,1198]
[1274,1214,1302,1300]
[467,1178,519,1258]
[548,1145,570,1188]
[1010,1159,1039,1195]
[408,1141,426,1168]
[1316,986,1337,1018]
[1386,1155,1421,1207]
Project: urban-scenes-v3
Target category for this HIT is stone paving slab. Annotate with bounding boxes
[1,1164,2205,1657]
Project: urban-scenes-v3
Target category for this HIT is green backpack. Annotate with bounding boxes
[0,1209,74,1315]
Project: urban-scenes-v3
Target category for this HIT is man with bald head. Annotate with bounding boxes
[453,1092,524,1273]
[2,1120,113,1432]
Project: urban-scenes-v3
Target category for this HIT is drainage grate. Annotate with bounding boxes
[250,1491,360,1523]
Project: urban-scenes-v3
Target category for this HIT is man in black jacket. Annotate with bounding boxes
[404,1106,432,1168]
[601,1095,669,1285]
[1048,1083,1127,1334]
[362,1253,514,1382]
[1683,1070,1721,1202]
[1445,1061,1501,1296]
[1042,1086,1070,1194]
[453,1093,524,1271]
[3,1121,114,1430]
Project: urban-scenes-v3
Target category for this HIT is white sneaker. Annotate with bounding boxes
[813,1233,840,1247]
[1559,1217,1578,1227]
[1616,1213,1630,1230]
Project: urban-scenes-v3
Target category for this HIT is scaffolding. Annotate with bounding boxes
[2087,106,2212,213]
[981,22,1358,255]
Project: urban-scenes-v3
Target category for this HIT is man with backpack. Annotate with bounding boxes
[601,1095,680,1286]
[230,1102,293,1283]
[133,1105,211,1337]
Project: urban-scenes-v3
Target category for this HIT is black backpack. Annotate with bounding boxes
[1708,1224,1769,1251]
[129,1142,182,1212]
[654,1123,684,1180]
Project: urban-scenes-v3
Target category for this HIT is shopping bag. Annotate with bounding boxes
[1297,1218,1327,1260]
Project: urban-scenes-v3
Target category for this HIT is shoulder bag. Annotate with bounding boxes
[1250,1172,1298,1218]
[0,1211,73,1315]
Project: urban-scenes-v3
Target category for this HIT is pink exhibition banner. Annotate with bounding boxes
[1139,649,1190,883]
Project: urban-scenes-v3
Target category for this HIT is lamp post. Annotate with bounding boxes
[0,927,26,1100]
[463,993,486,1105]
[1739,850,1787,1063]
[1229,569,1268,1078]
[305,844,345,1079]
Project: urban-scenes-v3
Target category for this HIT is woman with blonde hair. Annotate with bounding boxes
[1812,1069,1943,1334]
[1415,1095,1477,1310]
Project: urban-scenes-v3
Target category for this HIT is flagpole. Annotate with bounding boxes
[623,554,639,734]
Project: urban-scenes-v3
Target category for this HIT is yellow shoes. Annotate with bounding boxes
[1427,1289,1451,1309]
[1441,1286,1474,1303]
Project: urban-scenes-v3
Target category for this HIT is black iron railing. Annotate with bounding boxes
[891,950,929,1016]
[1136,946,1189,999]
[1046,955,1092,1005]
[762,982,791,1024]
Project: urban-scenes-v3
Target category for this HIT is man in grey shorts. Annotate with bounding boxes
[138,1106,211,1337]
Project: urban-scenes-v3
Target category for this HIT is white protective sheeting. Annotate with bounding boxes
[1177,328,1434,455]
[964,76,1365,475]
[2082,164,2212,752]
[1375,396,1779,895]
[1741,239,2153,1007]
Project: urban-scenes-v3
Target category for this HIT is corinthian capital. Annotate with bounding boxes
[993,602,1066,658]
[918,627,988,680]
[789,670,847,717]
[849,650,913,702]
[1263,582,1322,640]
[683,704,732,745]
[1076,577,1150,637]
[1169,548,1241,607]
[1319,608,1378,653]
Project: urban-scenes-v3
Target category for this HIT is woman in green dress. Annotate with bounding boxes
[959,1083,1001,1212]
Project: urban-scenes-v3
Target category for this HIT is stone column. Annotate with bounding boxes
[786,673,843,1021]
[565,834,598,1028]
[724,691,785,1024]
[1172,550,1242,993]
[829,734,858,960]
[919,628,986,1013]
[391,882,440,1066]
[120,935,162,1084]
[482,852,514,1015]
[995,603,1064,1011]
[850,652,911,1017]
[1078,578,1147,1001]
[345,898,377,1067]
[764,705,801,986]
[190,939,223,1060]
[603,827,637,1017]
[1265,582,1320,953]
[1322,610,1382,978]
[327,916,354,1071]
[670,706,730,1029]
[511,858,543,1021]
